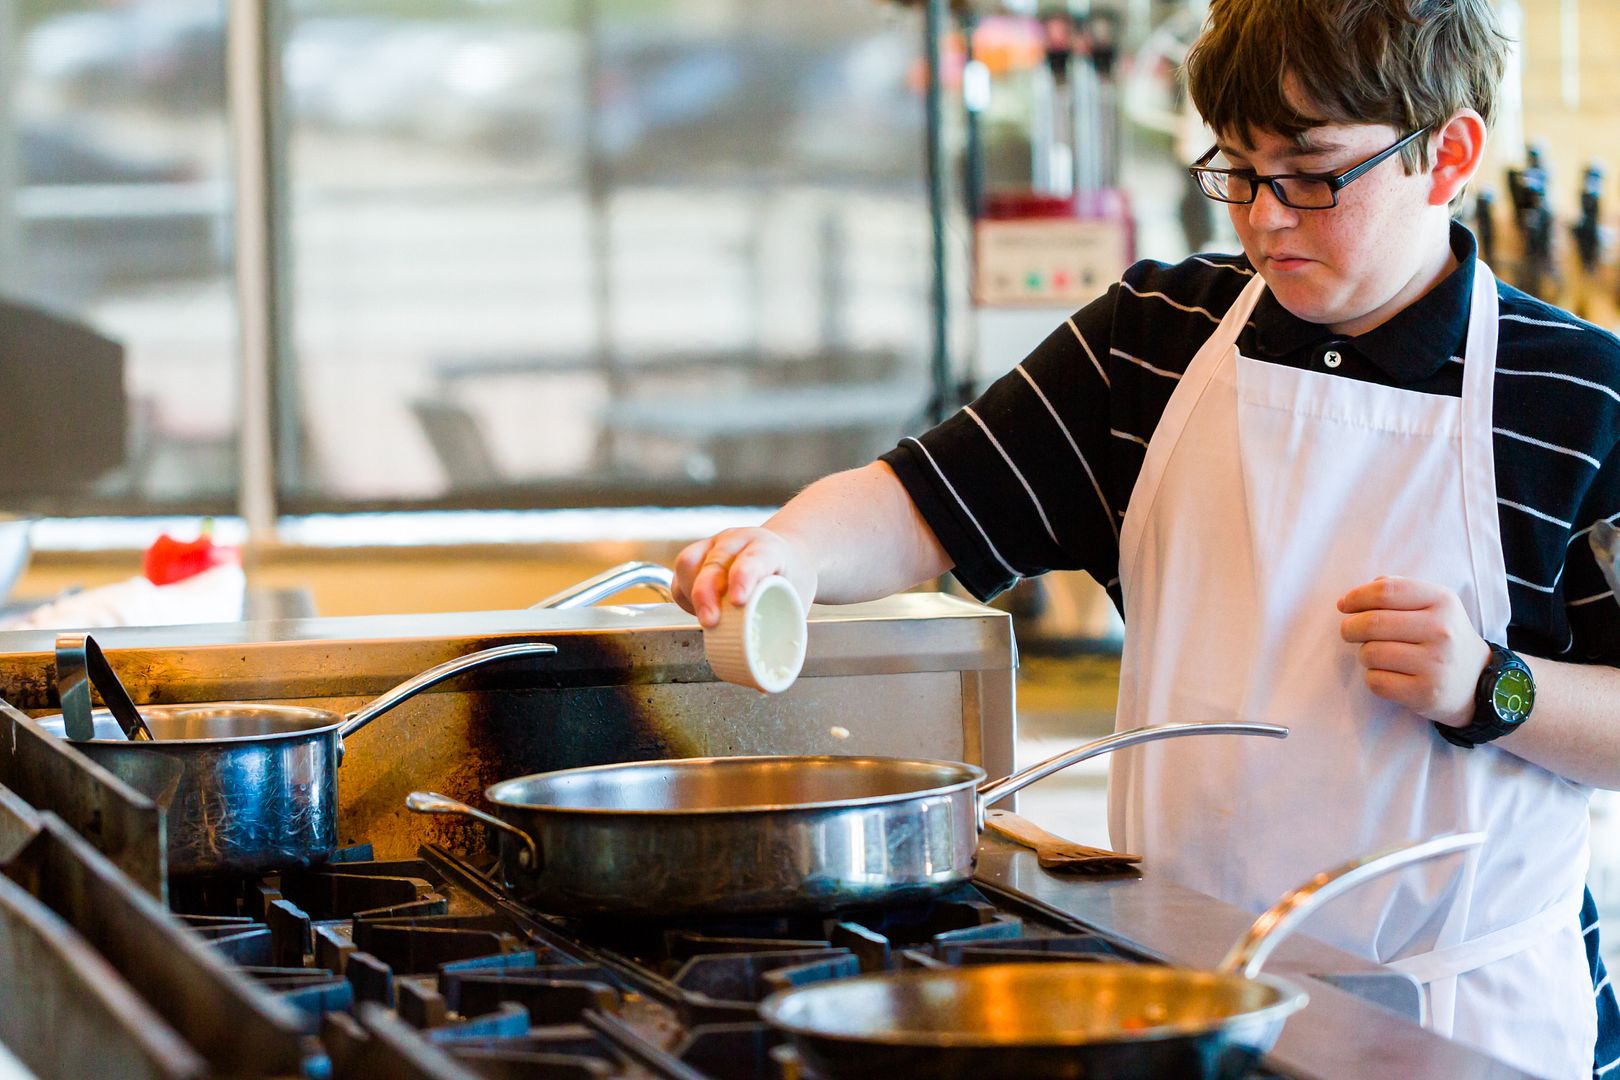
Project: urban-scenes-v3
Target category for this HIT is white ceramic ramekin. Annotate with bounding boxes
[703,575,807,694]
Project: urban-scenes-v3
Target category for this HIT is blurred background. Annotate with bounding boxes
[2,0,936,514]
[0,0,1610,520]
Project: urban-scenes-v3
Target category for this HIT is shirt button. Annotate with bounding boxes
[1322,349,1343,369]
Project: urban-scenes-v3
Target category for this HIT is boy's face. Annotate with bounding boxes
[1216,120,1442,333]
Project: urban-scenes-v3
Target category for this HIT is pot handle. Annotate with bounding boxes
[406,791,541,872]
[1218,831,1486,980]
[975,722,1288,813]
[531,562,674,610]
[338,642,558,740]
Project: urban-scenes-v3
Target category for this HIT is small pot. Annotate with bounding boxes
[39,641,557,877]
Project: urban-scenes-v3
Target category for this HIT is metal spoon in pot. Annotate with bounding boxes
[56,632,154,741]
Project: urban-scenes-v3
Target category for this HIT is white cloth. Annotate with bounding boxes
[1109,261,1595,1078]
[0,563,246,631]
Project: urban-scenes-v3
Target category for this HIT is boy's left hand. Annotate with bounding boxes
[1337,576,1492,729]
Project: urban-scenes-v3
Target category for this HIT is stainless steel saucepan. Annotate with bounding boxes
[32,561,680,878]
[406,721,1288,917]
[39,639,558,876]
[759,832,1485,1080]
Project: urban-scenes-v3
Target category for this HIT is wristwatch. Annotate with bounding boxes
[1436,642,1535,748]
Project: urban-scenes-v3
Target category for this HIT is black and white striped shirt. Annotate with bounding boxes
[882,222,1620,665]
[881,221,1620,1074]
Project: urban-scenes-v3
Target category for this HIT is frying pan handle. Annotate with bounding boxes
[405,791,541,872]
[338,642,558,740]
[1217,832,1486,980]
[1588,520,1620,602]
[531,562,674,610]
[974,722,1288,814]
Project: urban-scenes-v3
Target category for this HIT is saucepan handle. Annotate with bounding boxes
[1218,832,1485,979]
[974,721,1289,815]
[405,791,541,873]
[338,642,558,740]
[530,562,674,610]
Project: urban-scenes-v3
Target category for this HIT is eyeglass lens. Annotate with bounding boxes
[1198,171,1336,209]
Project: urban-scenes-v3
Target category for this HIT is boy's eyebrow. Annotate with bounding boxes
[1213,135,1345,162]
[1291,133,1345,155]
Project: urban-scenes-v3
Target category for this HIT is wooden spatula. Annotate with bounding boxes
[984,809,1141,873]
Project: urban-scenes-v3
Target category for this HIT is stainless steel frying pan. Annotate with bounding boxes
[760,832,1484,1079]
[407,721,1288,917]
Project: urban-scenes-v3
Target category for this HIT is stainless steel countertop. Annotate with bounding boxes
[975,836,1538,1080]
[0,593,1015,704]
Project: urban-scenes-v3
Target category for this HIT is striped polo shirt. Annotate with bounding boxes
[881,221,1620,1074]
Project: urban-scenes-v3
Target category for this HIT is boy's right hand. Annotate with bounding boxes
[673,527,815,629]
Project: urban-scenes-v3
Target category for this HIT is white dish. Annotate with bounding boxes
[703,575,807,694]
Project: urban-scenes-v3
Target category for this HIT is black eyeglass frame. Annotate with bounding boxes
[1188,127,1431,210]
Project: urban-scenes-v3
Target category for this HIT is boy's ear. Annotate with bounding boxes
[1428,110,1488,206]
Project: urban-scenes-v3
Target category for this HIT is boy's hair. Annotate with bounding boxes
[1184,0,1511,174]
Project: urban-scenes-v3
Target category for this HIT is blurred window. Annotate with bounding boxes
[278,0,929,510]
[2,0,236,514]
[0,0,928,516]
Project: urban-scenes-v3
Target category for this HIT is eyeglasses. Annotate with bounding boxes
[1188,127,1430,210]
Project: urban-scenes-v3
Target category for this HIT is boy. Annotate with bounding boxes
[675,2,1619,1075]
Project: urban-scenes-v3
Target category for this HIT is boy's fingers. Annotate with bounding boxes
[671,540,712,613]
[1340,608,1435,644]
[1363,668,1424,710]
[674,539,710,582]
[725,545,784,608]
[1337,576,1446,613]
[1357,640,1428,675]
[688,530,764,625]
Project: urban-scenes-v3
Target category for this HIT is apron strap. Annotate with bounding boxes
[1384,894,1574,985]
[1458,261,1510,642]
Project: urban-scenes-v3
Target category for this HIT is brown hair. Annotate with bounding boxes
[1183,0,1512,173]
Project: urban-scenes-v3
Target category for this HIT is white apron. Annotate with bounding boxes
[1110,262,1595,1079]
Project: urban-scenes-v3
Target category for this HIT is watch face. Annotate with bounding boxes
[1493,665,1535,723]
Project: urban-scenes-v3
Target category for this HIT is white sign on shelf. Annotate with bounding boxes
[974,216,1129,308]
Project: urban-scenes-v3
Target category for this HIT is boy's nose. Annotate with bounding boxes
[1246,183,1300,231]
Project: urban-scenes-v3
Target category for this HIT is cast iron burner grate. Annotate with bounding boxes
[161,845,1292,1080]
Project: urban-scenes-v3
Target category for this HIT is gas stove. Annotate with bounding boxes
[167,841,1222,1080]
[5,766,1309,1080]
[0,601,1542,1080]
[2,761,1542,1080]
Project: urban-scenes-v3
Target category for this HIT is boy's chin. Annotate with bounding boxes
[1264,282,1341,327]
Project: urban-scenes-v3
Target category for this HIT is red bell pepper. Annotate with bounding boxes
[142,524,240,586]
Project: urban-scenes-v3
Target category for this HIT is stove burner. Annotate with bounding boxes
[151,843,1299,1080]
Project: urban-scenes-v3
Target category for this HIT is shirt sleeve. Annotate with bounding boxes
[880,286,1122,602]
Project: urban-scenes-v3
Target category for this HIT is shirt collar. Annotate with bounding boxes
[1248,221,1477,383]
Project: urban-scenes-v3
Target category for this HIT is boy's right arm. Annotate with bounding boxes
[675,260,1166,626]
[673,460,950,628]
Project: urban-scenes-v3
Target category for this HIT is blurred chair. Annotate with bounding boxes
[0,297,127,498]
[410,396,502,488]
